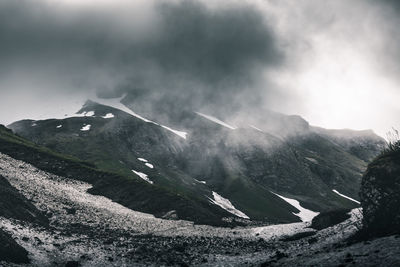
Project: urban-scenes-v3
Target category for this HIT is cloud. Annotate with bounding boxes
[0,0,398,136]
[0,0,285,116]
[366,0,400,84]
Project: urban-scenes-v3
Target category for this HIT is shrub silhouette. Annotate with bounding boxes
[360,129,400,237]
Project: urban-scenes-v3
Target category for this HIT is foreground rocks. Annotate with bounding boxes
[1,152,400,266]
[0,229,30,264]
[311,209,351,231]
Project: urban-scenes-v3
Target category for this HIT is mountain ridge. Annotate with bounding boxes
[7,95,385,224]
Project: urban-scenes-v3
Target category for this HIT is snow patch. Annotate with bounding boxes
[102,113,114,119]
[305,157,318,164]
[80,124,91,131]
[132,170,153,184]
[56,125,62,128]
[145,163,154,169]
[92,94,153,123]
[208,192,249,219]
[161,125,187,139]
[249,125,263,132]
[195,112,237,130]
[332,189,361,204]
[74,110,95,117]
[0,152,325,242]
[92,95,187,139]
[271,192,319,222]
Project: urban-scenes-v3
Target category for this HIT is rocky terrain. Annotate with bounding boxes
[8,96,386,225]
[1,151,400,266]
[1,96,397,266]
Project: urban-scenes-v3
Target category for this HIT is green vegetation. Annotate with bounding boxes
[6,101,383,224]
[384,128,400,154]
[0,125,234,226]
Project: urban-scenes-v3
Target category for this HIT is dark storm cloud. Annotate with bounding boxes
[142,1,281,85]
[380,0,400,10]
[366,0,400,84]
[0,0,284,111]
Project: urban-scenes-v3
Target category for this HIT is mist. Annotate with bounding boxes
[0,0,399,137]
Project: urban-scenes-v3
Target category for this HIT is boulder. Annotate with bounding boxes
[360,149,400,236]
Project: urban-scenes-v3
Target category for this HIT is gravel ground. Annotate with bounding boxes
[1,152,399,266]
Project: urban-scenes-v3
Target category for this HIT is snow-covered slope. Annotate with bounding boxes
[272,192,319,222]
[132,170,153,184]
[333,189,361,204]
[92,94,187,139]
[208,192,249,219]
[195,112,237,130]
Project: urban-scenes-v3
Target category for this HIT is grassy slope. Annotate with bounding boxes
[8,110,305,223]
[7,100,372,223]
[0,125,234,226]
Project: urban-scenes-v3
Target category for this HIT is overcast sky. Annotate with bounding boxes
[0,0,399,137]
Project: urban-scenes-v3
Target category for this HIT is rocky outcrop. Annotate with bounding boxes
[0,175,48,226]
[310,209,351,230]
[0,229,30,264]
[360,148,400,236]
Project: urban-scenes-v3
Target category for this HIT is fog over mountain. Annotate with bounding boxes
[0,0,399,136]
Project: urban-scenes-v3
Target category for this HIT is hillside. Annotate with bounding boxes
[7,94,385,224]
[0,125,234,226]
[1,150,399,266]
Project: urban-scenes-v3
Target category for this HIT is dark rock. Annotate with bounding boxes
[311,209,351,230]
[280,231,316,242]
[0,175,48,226]
[34,236,43,245]
[65,207,77,215]
[308,237,318,244]
[275,250,287,260]
[0,229,30,264]
[65,261,80,267]
[360,148,400,237]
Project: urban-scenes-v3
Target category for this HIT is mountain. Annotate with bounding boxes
[0,97,396,266]
[2,141,399,266]
[0,125,235,226]
[8,93,386,224]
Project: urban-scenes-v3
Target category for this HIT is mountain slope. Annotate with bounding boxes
[0,125,236,226]
[8,103,301,223]
[8,95,385,224]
